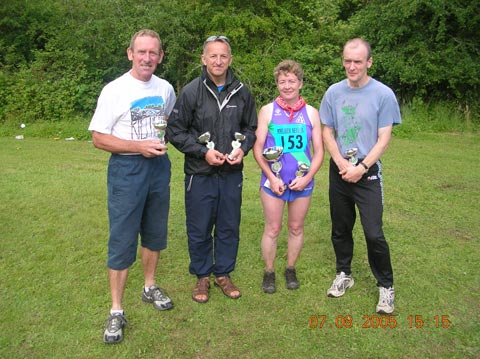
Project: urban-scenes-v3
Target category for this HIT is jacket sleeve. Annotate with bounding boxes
[239,88,258,156]
[166,83,209,158]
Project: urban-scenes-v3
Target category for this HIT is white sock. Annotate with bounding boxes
[110,309,124,316]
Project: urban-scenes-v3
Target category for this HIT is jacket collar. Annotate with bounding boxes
[201,66,238,90]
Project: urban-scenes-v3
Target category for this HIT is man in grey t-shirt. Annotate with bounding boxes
[320,38,401,314]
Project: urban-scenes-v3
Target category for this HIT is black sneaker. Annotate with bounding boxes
[285,267,299,290]
[142,285,174,311]
[103,313,127,344]
[262,271,276,294]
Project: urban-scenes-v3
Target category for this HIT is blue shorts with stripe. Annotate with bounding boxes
[107,154,170,270]
[262,184,312,202]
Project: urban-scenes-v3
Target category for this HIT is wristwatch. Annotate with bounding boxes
[359,162,368,173]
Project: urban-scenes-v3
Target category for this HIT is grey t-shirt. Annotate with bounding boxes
[320,78,401,159]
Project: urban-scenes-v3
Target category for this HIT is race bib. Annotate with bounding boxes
[270,123,307,153]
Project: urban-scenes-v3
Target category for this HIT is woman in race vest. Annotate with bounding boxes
[253,60,324,294]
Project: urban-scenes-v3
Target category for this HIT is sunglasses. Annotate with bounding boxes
[205,35,230,43]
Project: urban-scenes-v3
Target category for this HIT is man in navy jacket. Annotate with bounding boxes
[167,35,257,303]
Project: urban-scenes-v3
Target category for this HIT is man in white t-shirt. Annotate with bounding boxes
[88,29,176,344]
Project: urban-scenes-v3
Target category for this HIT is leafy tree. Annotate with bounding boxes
[0,0,61,67]
[350,0,480,108]
[0,0,478,124]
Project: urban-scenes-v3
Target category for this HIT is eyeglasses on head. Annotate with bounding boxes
[205,35,230,43]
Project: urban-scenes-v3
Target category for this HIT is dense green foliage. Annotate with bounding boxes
[0,0,479,124]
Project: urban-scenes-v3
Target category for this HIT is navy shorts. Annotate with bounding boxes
[107,154,170,270]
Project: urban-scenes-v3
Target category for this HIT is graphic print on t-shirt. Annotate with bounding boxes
[130,96,165,140]
[339,103,361,147]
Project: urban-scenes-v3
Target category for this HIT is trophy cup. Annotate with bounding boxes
[153,113,167,145]
[262,146,284,182]
[345,148,358,165]
[295,161,310,178]
[228,132,246,160]
[198,131,215,149]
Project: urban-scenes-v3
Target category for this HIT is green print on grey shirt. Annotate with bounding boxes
[339,105,361,147]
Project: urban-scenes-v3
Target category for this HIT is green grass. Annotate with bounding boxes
[0,132,479,358]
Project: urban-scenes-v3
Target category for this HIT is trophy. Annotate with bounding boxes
[198,131,215,149]
[153,113,167,145]
[228,132,246,160]
[345,148,358,165]
[262,146,284,181]
[295,161,310,178]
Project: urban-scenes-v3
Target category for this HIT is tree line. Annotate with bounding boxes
[0,0,478,124]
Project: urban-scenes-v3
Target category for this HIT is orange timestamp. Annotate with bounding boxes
[309,314,452,329]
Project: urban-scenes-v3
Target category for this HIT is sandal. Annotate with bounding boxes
[192,277,210,303]
[214,276,241,299]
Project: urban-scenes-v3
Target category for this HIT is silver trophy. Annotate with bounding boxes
[295,161,310,178]
[228,132,246,160]
[262,146,284,181]
[153,114,167,145]
[345,148,358,165]
[198,131,215,149]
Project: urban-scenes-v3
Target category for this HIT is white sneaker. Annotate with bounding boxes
[327,272,354,297]
[376,287,395,314]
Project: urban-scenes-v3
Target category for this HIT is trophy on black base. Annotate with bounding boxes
[228,132,246,160]
[153,113,167,145]
[262,146,285,187]
[295,161,310,178]
[345,148,358,165]
[198,131,215,149]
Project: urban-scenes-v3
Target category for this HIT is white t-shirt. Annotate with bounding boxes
[89,71,176,141]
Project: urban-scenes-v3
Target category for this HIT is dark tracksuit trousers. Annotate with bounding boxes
[329,158,394,288]
[185,171,243,278]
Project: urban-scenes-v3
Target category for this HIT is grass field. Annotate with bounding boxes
[0,132,479,358]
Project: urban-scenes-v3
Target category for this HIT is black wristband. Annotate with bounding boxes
[359,162,368,172]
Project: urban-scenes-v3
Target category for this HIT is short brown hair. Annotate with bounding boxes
[274,60,304,83]
[129,29,162,52]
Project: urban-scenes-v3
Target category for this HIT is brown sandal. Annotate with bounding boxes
[214,276,241,299]
[192,277,210,303]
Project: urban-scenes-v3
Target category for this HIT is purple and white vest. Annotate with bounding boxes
[260,102,313,190]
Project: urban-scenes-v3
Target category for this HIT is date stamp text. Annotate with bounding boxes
[308,314,451,329]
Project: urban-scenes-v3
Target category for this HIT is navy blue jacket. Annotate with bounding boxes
[167,66,257,175]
